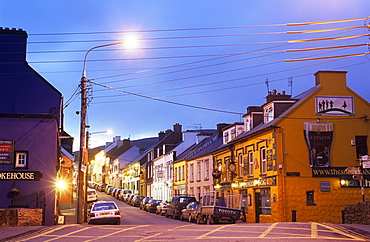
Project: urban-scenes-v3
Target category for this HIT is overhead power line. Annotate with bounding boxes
[87,80,243,116]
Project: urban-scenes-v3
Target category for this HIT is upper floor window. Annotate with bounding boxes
[189,164,194,182]
[248,151,253,176]
[224,132,229,143]
[264,105,274,123]
[15,151,28,168]
[260,147,267,175]
[238,153,243,178]
[182,165,185,180]
[174,167,178,181]
[197,161,201,181]
[204,159,209,179]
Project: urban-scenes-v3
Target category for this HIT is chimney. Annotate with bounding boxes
[113,136,121,142]
[173,123,182,133]
[217,123,229,138]
[158,131,165,141]
[315,71,347,89]
[266,89,291,103]
[0,27,28,63]
[123,139,131,151]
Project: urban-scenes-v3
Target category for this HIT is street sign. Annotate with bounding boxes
[363,161,370,169]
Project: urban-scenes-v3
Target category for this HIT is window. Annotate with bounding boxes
[190,164,194,182]
[306,191,316,205]
[174,167,177,181]
[224,132,229,143]
[356,136,368,158]
[260,147,267,175]
[248,151,253,176]
[197,161,201,181]
[260,188,271,215]
[182,165,185,180]
[238,154,243,178]
[204,159,209,179]
[15,151,28,168]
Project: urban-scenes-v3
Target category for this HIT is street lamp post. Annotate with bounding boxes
[76,41,124,224]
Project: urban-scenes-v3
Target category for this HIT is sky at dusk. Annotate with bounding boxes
[1,1,369,151]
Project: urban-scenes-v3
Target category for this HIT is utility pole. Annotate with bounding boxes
[76,75,87,224]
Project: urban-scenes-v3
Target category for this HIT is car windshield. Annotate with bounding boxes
[87,190,96,195]
[179,197,195,203]
[92,203,117,211]
[152,200,161,203]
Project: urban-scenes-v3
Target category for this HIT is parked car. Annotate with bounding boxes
[166,196,196,219]
[140,197,151,210]
[156,201,167,215]
[131,195,145,207]
[180,202,198,222]
[145,199,162,213]
[87,188,98,203]
[99,183,108,192]
[118,190,131,201]
[126,194,135,204]
[106,187,114,195]
[88,201,121,225]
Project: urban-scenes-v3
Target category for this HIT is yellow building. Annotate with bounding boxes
[214,71,370,223]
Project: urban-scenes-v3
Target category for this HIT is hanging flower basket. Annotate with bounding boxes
[10,188,21,197]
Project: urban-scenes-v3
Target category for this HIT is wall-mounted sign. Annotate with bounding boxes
[303,121,333,167]
[0,140,14,165]
[316,96,354,116]
[286,172,300,177]
[0,171,43,181]
[312,167,370,177]
[232,176,276,189]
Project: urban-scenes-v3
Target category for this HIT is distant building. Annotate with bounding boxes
[0,27,68,225]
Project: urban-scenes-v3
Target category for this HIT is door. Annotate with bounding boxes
[255,191,261,223]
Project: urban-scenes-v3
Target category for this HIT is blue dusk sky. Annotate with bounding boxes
[1,1,369,150]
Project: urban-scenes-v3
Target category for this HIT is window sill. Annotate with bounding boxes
[196,180,201,182]
[189,181,194,183]
[306,203,316,206]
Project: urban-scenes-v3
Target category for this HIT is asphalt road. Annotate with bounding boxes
[3,191,370,242]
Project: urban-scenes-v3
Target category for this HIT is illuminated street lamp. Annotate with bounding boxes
[76,41,123,224]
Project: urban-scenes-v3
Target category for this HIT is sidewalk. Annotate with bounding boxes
[0,207,77,241]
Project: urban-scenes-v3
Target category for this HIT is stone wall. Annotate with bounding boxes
[343,201,370,225]
[0,208,43,227]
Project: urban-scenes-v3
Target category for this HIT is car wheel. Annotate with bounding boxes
[188,214,192,223]
[165,212,169,218]
[196,215,202,224]
[180,214,184,221]
[173,212,177,220]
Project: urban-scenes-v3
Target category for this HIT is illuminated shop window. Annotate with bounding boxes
[260,188,271,215]
[15,151,28,168]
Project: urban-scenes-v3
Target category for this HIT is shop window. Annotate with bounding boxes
[260,188,271,215]
[260,147,266,175]
[306,191,316,205]
[15,151,28,169]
